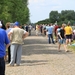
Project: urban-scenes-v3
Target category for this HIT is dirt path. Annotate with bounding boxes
[6,30,75,75]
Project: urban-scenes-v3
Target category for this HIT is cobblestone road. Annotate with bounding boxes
[6,30,75,75]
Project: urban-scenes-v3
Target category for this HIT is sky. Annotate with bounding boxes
[28,0,75,23]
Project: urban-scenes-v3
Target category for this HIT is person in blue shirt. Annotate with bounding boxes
[0,21,10,75]
[46,24,55,44]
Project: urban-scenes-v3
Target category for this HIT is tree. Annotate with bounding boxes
[0,0,30,24]
[49,11,59,23]
[60,10,75,25]
[36,18,50,24]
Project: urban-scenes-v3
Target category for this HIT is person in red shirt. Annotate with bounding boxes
[54,24,59,42]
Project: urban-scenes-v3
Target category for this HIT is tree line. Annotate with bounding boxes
[36,10,75,25]
[0,0,29,24]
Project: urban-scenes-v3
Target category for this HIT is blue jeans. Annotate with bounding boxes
[58,39,66,44]
[0,57,5,75]
[48,34,54,44]
[10,44,22,65]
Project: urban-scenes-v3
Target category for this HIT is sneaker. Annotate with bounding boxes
[7,64,14,67]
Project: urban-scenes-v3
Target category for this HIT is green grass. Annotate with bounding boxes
[68,40,75,52]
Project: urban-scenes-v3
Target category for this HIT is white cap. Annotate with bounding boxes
[0,21,2,27]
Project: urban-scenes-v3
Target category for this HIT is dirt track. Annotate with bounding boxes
[6,30,75,75]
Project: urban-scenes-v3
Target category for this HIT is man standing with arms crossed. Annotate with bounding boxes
[0,21,10,75]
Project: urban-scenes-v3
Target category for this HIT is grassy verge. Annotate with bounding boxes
[68,40,75,52]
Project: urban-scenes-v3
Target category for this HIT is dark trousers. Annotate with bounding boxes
[8,46,11,63]
[48,34,54,44]
[0,57,5,75]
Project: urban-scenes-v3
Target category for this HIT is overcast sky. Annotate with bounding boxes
[28,0,75,23]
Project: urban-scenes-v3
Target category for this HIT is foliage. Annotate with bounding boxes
[60,10,75,24]
[0,0,29,24]
[49,10,75,25]
[68,40,75,52]
[36,10,75,25]
[36,19,50,24]
[49,11,59,23]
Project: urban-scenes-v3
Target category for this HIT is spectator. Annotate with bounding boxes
[72,29,75,40]
[4,22,10,62]
[64,23,73,51]
[8,21,29,66]
[64,23,73,44]
[54,24,59,42]
[6,22,14,63]
[36,24,40,36]
[0,21,10,75]
[56,26,61,42]
[58,24,67,52]
[46,24,55,44]
[26,25,29,32]
[28,25,32,36]
[0,20,6,30]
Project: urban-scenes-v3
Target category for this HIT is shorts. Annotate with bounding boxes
[66,34,72,39]
[58,39,65,44]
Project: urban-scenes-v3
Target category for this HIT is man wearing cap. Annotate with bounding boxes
[8,21,29,66]
[0,21,10,75]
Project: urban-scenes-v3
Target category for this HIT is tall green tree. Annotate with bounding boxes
[49,11,59,23]
[36,18,50,24]
[0,0,29,24]
[60,10,75,24]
